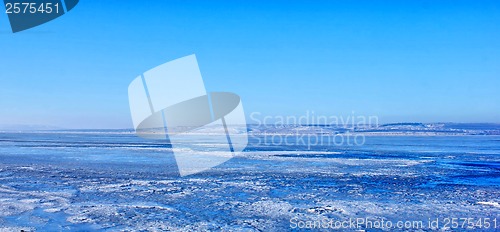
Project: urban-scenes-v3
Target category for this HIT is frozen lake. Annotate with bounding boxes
[0,130,499,231]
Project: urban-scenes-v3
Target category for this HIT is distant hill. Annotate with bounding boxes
[247,123,500,136]
[1,123,499,135]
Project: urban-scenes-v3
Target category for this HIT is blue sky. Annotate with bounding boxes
[1,0,499,129]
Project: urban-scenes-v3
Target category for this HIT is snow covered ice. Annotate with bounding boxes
[0,126,499,231]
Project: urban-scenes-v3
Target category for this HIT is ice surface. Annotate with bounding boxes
[0,129,499,231]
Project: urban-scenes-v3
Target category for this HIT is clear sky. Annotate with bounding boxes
[1,0,499,129]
